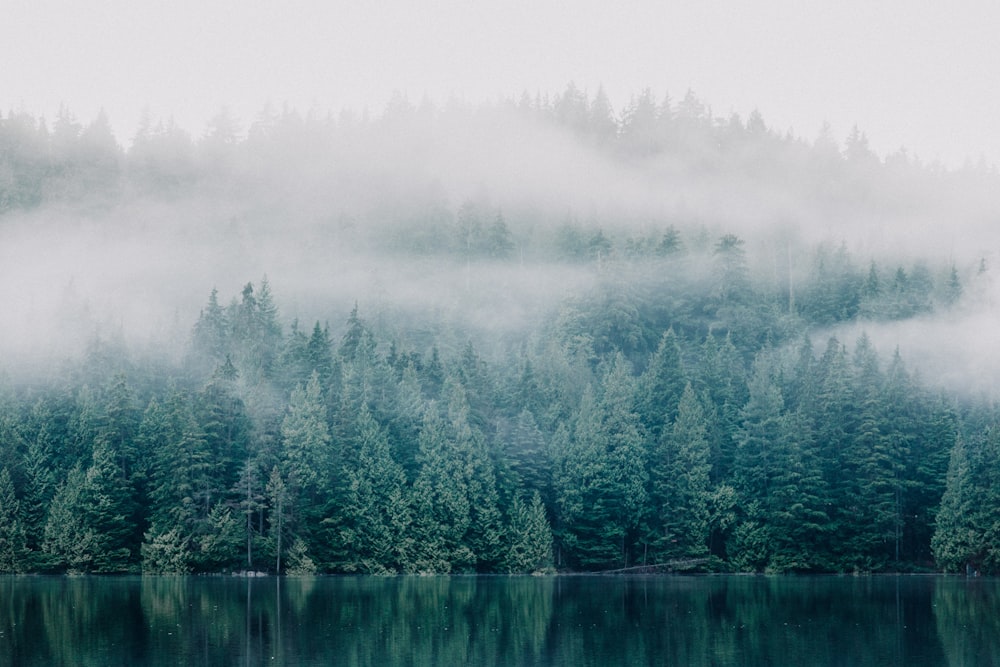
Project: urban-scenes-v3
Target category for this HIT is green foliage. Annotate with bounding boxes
[0,257,982,575]
[284,537,318,575]
[650,383,712,562]
[4,95,997,576]
[43,466,103,573]
[141,526,192,574]
[932,427,1000,574]
[554,356,649,570]
[504,491,554,574]
[281,372,331,492]
[340,406,413,574]
[0,467,26,572]
[410,405,475,573]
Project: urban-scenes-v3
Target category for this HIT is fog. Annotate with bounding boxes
[2,95,1000,394]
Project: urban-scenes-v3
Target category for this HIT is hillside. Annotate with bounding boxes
[0,88,998,574]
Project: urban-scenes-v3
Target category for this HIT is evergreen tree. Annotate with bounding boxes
[198,364,252,497]
[504,491,554,573]
[43,466,101,573]
[447,382,504,571]
[192,287,229,363]
[842,334,895,570]
[767,408,830,571]
[932,424,1000,574]
[234,457,266,571]
[650,383,711,563]
[0,467,26,572]
[696,332,746,482]
[340,406,413,574]
[20,435,56,562]
[713,234,750,305]
[505,409,552,504]
[266,466,288,573]
[279,371,333,562]
[486,210,515,259]
[813,337,856,568]
[197,503,244,571]
[554,355,648,570]
[281,372,332,495]
[140,525,192,574]
[932,432,976,572]
[146,393,215,546]
[410,404,474,573]
[636,329,686,445]
[80,437,136,572]
[904,389,954,564]
[729,356,786,571]
[306,321,335,387]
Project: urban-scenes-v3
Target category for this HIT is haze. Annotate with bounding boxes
[3,2,1000,397]
[4,1,1000,168]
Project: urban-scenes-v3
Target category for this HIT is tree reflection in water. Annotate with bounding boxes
[0,575,996,666]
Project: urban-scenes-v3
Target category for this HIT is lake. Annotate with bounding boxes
[1,574,997,666]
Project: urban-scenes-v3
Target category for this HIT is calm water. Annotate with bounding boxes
[1,574,997,666]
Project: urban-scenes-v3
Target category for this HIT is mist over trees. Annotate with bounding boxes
[1,85,1000,574]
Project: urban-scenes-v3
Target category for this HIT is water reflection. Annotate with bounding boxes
[0,575,997,666]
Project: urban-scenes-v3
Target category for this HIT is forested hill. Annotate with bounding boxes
[1,88,999,575]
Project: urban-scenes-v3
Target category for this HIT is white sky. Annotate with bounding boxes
[2,0,999,167]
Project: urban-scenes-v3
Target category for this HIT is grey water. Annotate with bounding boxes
[0,574,996,666]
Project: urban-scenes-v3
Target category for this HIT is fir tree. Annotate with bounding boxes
[410,404,474,573]
[0,467,26,572]
[505,491,554,573]
[341,406,413,574]
[651,383,711,563]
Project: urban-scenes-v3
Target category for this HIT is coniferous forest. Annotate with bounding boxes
[1,86,1000,575]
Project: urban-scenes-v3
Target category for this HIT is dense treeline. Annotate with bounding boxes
[0,240,992,575]
[2,85,995,221]
[2,87,1000,575]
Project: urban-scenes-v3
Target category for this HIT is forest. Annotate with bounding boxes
[1,85,999,575]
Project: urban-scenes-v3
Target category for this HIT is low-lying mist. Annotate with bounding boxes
[2,90,999,395]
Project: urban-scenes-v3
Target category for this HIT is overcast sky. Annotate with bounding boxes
[2,1,999,167]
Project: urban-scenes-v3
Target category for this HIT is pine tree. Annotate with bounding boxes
[0,467,26,572]
[341,406,413,574]
[198,366,253,506]
[197,503,243,571]
[506,409,551,504]
[504,491,554,573]
[449,384,504,572]
[306,321,334,387]
[553,385,608,569]
[554,355,649,570]
[696,332,747,482]
[281,372,332,495]
[729,356,785,571]
[145,392,215,553]
[904,389,954,564]
[266,466,288,573]
[931,433,978,573]
[140,525,191,574]
[192,287,229,363]
[597,355,649,566]
[80,437,136,572]
[43,466,101,573]
[767,408,830,571]
[20,436,56,563]
[651,383,711,562]
[234,457,266,570]
[843,334,894,570]
[409,404,474,573]
[932,425,1000,574]
[636,329,686,445]
[813,337,857,568]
